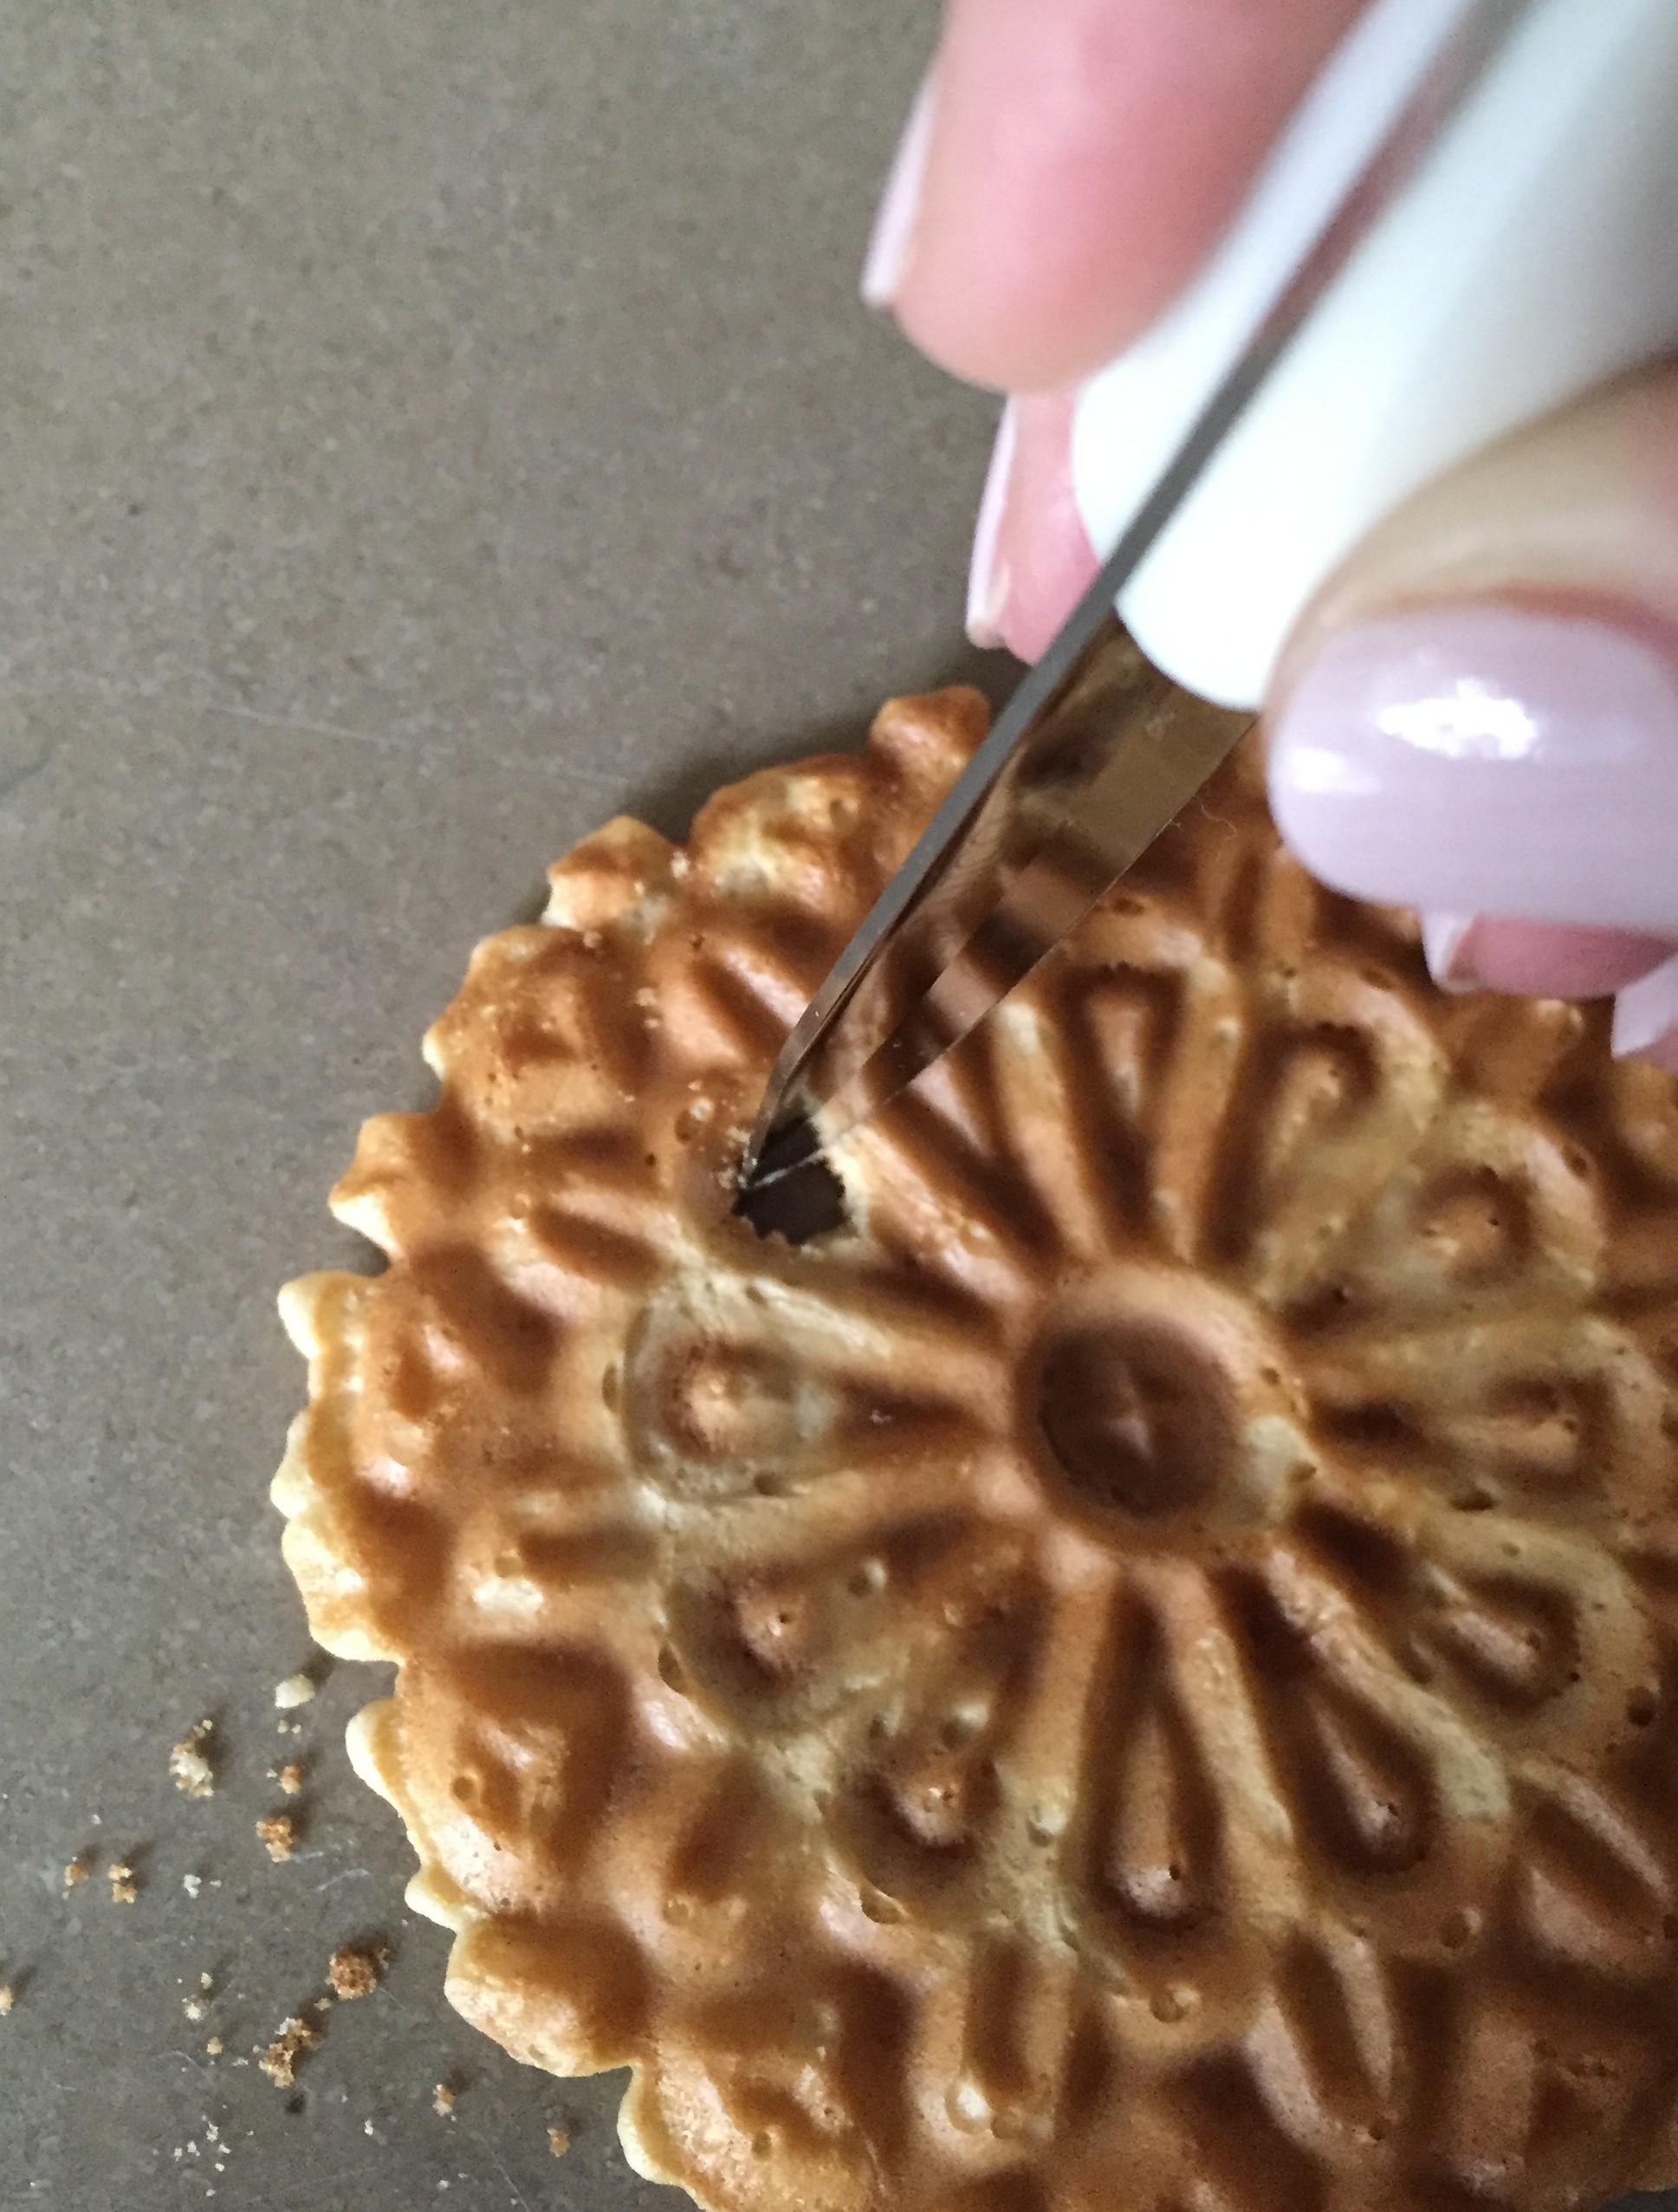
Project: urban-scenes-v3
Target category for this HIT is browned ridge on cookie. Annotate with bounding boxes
[276,688,1678,2212]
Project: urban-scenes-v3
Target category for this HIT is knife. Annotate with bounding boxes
[738,0,1678,1215]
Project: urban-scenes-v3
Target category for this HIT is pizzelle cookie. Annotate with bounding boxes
[276,688,1678,2212]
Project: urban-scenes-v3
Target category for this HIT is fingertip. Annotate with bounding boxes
[882,0,1366,392]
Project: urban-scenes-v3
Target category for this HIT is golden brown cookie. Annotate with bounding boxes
[276,689,1678,2212]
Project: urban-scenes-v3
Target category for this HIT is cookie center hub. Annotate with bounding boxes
[1030,1270,1288,1528]
[1038,1320,1233,1520]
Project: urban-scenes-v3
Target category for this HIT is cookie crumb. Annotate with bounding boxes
[274,1673,316,1711]
[170,1721,215,1799]
[256,1814,297,1864]
[327,1943,385,2001]
[182,1871,203,1899]
[432,2083,456,2119]
[183,1995,209,2024]
[0,1984,15,2016]
[108,1860,138,1904]
[547,2124,571,2158]
[206,2035,224,2055]
[62,1852,93,1891]
[275,1762,304,1797]
[258,2016,321,2088]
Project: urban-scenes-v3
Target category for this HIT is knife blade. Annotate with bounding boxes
[736,0,1535,1210]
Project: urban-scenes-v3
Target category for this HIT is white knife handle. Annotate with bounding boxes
[1070,0,1678,711]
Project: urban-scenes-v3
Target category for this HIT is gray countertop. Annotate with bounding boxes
[0,3,996,2203]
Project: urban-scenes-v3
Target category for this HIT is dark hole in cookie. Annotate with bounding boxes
[734,1136,847,1244]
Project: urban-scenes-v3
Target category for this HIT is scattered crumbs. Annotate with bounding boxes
[274,1762,304,1797]
[183,1995,209,2024]
[547,2124,571,2159]
[256,1813,297,1864]
[432,2083,456,2119]
[274,1673,316,1711]
[182,1872,203,1899]
[201,1971,213,1989]
[170,1720,216,1800]
[205,2037,224,2057]
[62,1852,93,1891]
[327,1943,386,2001]
[258,2016,321,2088]
[0,1984,15,2016]
[107,1860,138,1904]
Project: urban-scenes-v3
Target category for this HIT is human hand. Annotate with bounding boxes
[862,0,1678,1069]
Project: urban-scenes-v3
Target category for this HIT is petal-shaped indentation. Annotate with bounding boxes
[1303,1691,1434,1877]
[1069,1601,1228,1955]
[833,1547,1047,1909]
[1105,1693,1215,1930]
[451,1479,657,1638]
[981,1000,1128,1267]
[1419,1570,1577,1709]
[1168,2053,1331,2212]
[398,1246,559,1398]
[1223,1569,1479,1886]
[398,1645,634,1917]
[1422,1990,1539,2205]
[1246,1930,1399,2156]
[935,1935,1081,2149]
[1517,1768,1675,1982]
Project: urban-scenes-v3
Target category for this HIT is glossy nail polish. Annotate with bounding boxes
[1268,606,1678,932]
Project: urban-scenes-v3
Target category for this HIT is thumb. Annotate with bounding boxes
[1265,366,1678,1044]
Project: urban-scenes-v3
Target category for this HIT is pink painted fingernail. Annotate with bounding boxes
[862,67,938,310]
[1421,912,1483,994]
[1613,950,1678,1071]
[966,401,1018,650]
[1268,607,1678,933]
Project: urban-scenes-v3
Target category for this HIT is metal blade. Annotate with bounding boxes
[739,0,1534,1202]
[742,610,1247,1194]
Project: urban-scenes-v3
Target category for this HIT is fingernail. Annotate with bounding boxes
[1613,950,1678,1069]
[1267,606,1678,933]
[862,67,938,310]
[966,401,1018,650]
[1421,912,1483,994]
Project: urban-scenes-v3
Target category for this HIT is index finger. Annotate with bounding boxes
[884,0,1370,394]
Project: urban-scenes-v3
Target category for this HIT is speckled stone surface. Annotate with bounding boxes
[0,3,1001,2204]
